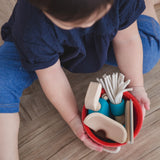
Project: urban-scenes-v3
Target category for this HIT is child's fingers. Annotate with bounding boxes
[140,97,150,110]
[74,125,85,140]
[68,114,103,152]
[68,112,103,152]
[77,129,103,151]
[144,99,150,110]
[82,134,103,152]
[140,104,146,119]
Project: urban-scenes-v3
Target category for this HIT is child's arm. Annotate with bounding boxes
[112,21,150,112]
[35,60,103,152]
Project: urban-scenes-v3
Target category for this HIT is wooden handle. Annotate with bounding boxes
[84,82,102,111]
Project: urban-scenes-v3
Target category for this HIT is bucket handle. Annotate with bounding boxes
[103,146,121,153]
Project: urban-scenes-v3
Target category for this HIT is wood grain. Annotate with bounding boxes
[0,0,160,159]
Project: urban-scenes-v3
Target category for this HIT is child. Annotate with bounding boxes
[0,0,160,158]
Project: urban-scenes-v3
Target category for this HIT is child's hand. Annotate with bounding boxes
[130,86,150,118]
[68,113,103,152]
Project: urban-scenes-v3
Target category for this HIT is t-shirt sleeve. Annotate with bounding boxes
[118,0,146,30]
[11,0,62,71]
[19,38,60,71]
[18,20,61,71]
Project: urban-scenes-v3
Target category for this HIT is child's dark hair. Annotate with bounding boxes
[29,0,114,22]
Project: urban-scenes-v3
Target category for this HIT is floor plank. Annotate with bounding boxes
[0,0,160,160]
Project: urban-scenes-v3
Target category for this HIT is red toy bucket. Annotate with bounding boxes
[81,91,143,147]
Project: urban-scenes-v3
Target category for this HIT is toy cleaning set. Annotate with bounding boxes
[81,73,143,153]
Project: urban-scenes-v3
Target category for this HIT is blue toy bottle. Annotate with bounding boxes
[109,98,125,116]
[88,98,110,117]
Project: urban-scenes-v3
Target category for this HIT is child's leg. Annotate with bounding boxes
[0,113,20,160]
[138,0,160,73]
[0,42,37,159]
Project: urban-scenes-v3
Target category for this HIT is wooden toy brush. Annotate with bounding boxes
[125,100,134,144]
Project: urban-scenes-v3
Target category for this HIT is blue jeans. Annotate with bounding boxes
[0,15,160,113]
[0,42,37,113]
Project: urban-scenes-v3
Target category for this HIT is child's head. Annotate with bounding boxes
[29,0,113,29]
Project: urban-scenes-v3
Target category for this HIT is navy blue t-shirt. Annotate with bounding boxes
[1,0,145,73]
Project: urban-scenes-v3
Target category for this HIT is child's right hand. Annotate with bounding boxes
[68,113,103,152]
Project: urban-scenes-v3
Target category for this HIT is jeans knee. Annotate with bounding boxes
[137,15,160,73]
[143,41,160,73]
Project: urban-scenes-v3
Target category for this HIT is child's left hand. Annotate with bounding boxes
[129,86,150,119]
[68,112,103,152]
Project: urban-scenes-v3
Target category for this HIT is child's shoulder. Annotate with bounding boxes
[110,0,145,30]
[112,0,145,13]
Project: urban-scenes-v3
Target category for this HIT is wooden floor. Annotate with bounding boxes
[0,0,160,160]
